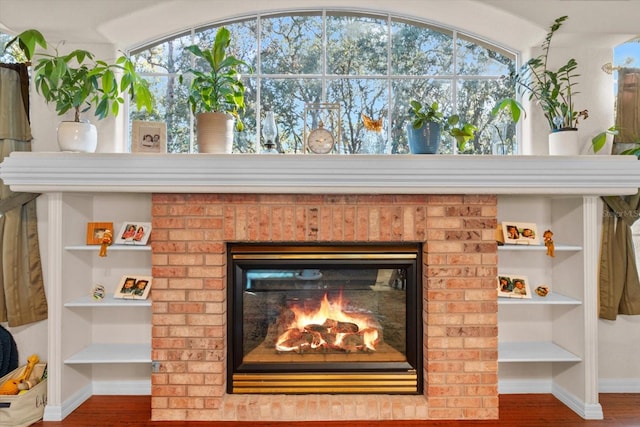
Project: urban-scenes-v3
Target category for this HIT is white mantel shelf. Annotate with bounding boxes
[2,152,640,195]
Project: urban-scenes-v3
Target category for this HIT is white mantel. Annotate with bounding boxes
[1,152,640,196]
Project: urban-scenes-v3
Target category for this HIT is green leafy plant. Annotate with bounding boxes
[180,27,252,131]
[618,141,640,156]
[511,16,588,131]
[591,126,619,153]
[490,98,527,152]
[408,99,477,151]
[4,29,153,122]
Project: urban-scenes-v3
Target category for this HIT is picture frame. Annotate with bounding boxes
[86,222,114,245]
[114,275,152,300]
[131,120,167,153]
[115,222,152,245]
[497,274,532,299]
[501,221,540,245]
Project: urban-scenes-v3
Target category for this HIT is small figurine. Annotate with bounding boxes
[535,285,550,297]
[99,229,113,257]
[543,229,555,257]
[92,284,105,300]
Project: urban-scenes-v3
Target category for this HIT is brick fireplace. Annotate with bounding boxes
[150,193,498,421]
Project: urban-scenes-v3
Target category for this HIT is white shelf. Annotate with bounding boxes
[498,244,582,251]
[64,244,151,251]
[64,343,151,364]
[65,294,151,307]
[498,292,581,305]
[498,341,581,363]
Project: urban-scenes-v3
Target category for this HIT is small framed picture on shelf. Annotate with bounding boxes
[115,222,152,245]
[86,222,114,245]
[114,275,152,300]
[501,221,540,245]
[497,274,531,299]
[131,120,167,153]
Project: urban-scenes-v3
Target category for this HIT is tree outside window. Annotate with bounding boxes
[127,10,517,154]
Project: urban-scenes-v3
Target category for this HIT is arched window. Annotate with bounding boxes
[135,11,518,154]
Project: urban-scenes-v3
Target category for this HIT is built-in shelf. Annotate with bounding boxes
[64,294,151,307]
[498,342,581,363]
[498,292,582,305]
[64,245,151,251]
[498,244,582,252]
[64,343,151,364]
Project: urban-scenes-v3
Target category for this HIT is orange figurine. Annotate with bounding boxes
[99,229,113,257]
[543,229,555,257]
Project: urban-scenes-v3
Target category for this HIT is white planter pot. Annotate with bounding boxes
[548,128,580,155]
[57,121,98,153]
[196,112,234,154]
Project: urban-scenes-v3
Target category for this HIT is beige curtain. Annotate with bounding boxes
[0,65,47,326]
[599,191,640,320]
[614,67,640,143]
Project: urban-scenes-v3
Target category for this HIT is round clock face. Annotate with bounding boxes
[307,126,335,154]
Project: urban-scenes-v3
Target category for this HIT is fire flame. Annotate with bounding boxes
[275,293,380,353]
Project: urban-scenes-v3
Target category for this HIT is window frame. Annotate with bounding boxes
[127,9,519,155]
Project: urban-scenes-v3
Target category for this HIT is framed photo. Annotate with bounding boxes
[131,120,167,153]
[86,222,114,245]
[115,222,152,245]
[114,275,152,299]
[501,221,540,245]
[497,274,531,299]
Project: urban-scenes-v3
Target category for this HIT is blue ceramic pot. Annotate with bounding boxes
[407,121,442,154]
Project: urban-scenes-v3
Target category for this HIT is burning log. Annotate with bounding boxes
[273,293,382,354]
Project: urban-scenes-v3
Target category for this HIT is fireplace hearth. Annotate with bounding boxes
[228,244,422,394]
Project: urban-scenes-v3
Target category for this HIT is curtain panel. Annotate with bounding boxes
[599,191,640,320]
[0,64,47,326]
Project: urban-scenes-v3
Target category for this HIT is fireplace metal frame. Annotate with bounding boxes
[227,243,423,394]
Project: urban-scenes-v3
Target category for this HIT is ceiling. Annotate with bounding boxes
[0,0,638,45]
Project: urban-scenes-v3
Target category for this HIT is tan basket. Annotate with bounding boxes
[0,363,47,427]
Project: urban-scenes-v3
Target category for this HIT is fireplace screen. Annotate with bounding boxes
[228,244,422,394]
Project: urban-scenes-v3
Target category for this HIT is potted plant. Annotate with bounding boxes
[490,98,526,154]
[509,15,593,154]
[180,27,252,153]
[407,99,477,154]
[5,29,153,152]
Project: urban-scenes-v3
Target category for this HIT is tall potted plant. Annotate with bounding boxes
[180,27,252,153]
[407,99,477,154]
[5,29,153,152]
[510,16,589,154]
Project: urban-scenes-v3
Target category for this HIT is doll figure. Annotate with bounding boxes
[543,229,555,257]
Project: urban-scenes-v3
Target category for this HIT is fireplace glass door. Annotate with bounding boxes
[228,244,421,394]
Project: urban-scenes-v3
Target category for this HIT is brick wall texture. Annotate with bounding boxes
[150,193,498,421]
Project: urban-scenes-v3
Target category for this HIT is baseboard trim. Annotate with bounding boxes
[599,378,640,393]
[43,380,151,421]
[498,379,552,394]
[93,379,151,395]
[552,383,603,420]
[43,383,92,421]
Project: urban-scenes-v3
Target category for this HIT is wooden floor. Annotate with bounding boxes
[32,394,640,426]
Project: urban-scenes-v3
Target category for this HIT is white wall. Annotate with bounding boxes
[2,0,640,391]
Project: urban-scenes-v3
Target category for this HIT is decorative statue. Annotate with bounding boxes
[99,229,113,257]
[543,229,555,257]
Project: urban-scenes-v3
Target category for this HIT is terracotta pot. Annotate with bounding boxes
[57,121,98,152]
[196,112,234,153]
